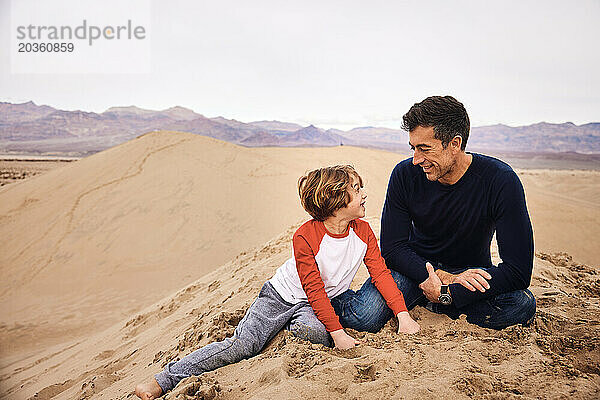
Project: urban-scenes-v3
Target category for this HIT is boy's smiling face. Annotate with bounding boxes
[337,174,367,220]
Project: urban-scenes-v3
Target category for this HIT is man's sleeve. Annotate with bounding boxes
[293,234,343,332]
[380,165,429,283]
[362,223,407,315]
[450,170,534,308]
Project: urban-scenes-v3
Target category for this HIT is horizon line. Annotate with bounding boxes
[1,99,598,132]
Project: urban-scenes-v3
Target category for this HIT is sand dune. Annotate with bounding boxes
[1,219,598,399]
[0,131,598,399]
[518,170,600,266]
[0,131,404,361]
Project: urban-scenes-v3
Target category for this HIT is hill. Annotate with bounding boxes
[1,102,599,156]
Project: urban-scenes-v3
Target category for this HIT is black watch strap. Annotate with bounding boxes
[438,285,452,305]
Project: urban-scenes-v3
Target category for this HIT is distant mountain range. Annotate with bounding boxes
[1,101,599,155]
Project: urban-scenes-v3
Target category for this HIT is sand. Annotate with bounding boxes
[0,159,75,187]
[0,131,598,399]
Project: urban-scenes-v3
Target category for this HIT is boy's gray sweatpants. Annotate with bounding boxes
[155,281,332,392]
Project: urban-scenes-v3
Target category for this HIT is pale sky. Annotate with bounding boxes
[1,0,598,130]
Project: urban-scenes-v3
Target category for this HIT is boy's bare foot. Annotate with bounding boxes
[135,378,163,400]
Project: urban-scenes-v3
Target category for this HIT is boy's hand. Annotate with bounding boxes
[396,311,420,334]
[330,329,360,349]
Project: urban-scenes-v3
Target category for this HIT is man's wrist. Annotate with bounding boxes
[438,285,452,305]
[434,285,442,301]
[435,269,455,285]
[425,283,442,303]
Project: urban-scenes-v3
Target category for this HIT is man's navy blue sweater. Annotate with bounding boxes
[380,153,534,308]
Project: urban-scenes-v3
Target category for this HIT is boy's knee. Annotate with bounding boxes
[352,297,392,333]
[290,323,332,347]
[226,335,262,359]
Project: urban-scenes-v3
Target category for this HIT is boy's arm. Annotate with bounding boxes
[362,223,408,315]
[293,234,343,332]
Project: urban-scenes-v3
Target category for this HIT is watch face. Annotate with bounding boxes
[439,294,452,305]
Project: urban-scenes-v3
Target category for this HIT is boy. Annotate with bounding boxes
[135,165,419,399]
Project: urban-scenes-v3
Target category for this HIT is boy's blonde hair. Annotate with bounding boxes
[298,165,363,221]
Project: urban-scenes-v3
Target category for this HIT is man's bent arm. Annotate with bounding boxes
[450,170,534,308]
[380,165,429,283]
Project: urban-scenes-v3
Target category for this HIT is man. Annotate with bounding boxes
[333,95,536,332]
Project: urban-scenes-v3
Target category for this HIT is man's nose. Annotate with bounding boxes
[412,152,424,165]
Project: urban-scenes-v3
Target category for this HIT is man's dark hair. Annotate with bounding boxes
[401,96,470,150]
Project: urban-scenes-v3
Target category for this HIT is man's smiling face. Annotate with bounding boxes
[409,126,458,183]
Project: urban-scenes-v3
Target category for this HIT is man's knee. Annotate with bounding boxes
[469,289,536,330]
[513,289,536,325]
[388,269,414,290]
[387,270,424,309]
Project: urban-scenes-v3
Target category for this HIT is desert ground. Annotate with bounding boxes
[0,131,598,399]
[0,159,77,187]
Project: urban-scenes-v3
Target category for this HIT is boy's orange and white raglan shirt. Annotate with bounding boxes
[269,218,407,332]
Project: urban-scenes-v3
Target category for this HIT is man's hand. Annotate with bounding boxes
[419,262,442,302]
[435,269,455,285]
[330,329,360,350]
[436,268,492,292]
[397,311,420,334]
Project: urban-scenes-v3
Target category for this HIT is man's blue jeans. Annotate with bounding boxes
[330,269,536,332]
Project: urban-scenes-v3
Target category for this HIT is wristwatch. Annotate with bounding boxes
[438,285,452,305]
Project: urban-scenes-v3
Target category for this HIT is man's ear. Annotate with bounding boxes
[450,136,463,153]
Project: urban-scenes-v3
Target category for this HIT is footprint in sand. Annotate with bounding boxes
[165,375,221,400]
[354,363,377,382]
